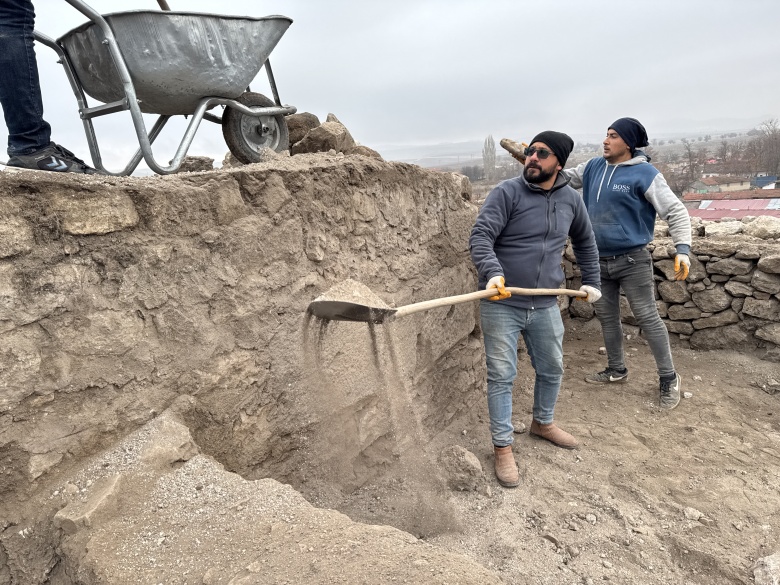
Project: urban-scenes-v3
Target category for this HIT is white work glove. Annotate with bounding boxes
[486,275,511,301]
[674,254,690,281]
[579,285,602,303]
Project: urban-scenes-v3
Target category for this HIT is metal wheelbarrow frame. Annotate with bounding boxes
[32,0,297,176]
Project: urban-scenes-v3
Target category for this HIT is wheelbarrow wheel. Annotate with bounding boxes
[222,92,290,163]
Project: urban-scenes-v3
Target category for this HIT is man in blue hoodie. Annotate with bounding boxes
[564,117,691,411]
[470,130,601,488]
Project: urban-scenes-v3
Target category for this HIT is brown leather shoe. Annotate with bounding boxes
[493,445,520,488]
[529,420,579,450]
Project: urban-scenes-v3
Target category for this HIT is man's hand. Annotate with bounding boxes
[674,254,690,280]
[578,285,602,303]
[486,275,511,301]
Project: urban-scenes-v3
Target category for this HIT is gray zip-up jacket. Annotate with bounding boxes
[470,172,600,309]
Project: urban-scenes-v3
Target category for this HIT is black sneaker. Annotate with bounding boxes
[6,142,99,174]
[585,367,628,384]
[660,373,681,410]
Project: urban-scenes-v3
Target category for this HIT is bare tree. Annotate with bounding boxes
[680,138,708,187]
[744,139,763,176]
[482,135,496,182]
[758,119,780,175]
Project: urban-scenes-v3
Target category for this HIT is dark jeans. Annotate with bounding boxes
[0,0,52,156]
[594,247,675,379]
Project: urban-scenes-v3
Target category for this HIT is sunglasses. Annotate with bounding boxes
[523,146,555,160]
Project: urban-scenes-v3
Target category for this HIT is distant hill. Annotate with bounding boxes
[376,115,777,169]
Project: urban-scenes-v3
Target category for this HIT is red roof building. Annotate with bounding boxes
[683,190,780,219]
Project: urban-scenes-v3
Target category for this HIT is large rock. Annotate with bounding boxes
[292,114,356,155]
[752,270,780,294]
[658,281,691,304]
[742,297,780,321]
[690,324,754,350]
[286,111,321,145]
[0,215,34,258]
[756,323,780,346]
[692,309,740,330]
[758,253,780,274]
[704,221,743,236]
[706,257,754,276]
[691,286,732,313]
[743,216,780,239]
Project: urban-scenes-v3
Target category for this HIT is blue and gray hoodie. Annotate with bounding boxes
[565,151,691,257]
[470,172,600,309]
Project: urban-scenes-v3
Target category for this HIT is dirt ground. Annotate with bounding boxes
[314,316,780,585]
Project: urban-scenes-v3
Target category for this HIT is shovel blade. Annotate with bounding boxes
[307,300,396,323]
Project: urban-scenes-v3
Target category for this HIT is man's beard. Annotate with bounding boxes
[523,164,555,184]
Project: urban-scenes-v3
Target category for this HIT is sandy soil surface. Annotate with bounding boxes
[321,316,780,585]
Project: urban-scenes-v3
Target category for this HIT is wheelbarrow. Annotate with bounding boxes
[32,0,297,176]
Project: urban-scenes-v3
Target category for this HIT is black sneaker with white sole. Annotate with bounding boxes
[6,142,99,174]
[585,367,628,384]
[659,373,681,410]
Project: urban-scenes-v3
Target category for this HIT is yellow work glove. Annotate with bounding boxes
[486,275,511,301]
[674,254,690,281]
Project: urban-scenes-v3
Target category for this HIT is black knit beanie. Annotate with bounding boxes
[609,117,649,152]
[529,130,574,167]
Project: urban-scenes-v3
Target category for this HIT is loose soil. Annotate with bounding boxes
[306,316,780,585]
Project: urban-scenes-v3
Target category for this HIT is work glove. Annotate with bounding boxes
[578,285,602,304]
[486,275,511,301]
[674,254,690,281]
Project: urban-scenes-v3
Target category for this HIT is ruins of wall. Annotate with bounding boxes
[563,217,780,362]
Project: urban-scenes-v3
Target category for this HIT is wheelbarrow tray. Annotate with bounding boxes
[58,10,292,116]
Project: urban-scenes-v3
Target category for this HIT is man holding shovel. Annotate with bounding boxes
[470,130,601,488]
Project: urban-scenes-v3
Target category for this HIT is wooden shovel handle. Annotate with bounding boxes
[393,287,586,319]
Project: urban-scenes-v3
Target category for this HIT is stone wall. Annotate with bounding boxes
[0,155,481,504]
[563,216,780,362]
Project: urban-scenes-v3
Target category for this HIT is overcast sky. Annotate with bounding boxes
[3,0,779,172]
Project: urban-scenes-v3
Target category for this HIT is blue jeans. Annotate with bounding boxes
[594,247,675,378]
[0,0,52,156]
[480,301,564,447]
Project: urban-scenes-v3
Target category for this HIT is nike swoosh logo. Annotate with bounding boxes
[609,375,624,381]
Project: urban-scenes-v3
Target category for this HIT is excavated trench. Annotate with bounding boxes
[4,155,779,584]
[0,154,487,583]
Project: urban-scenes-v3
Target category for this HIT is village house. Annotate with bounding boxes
[688,175,753,194]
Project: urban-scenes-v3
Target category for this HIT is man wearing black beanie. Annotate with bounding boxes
[470,131,602,488]
[564,117,692,411]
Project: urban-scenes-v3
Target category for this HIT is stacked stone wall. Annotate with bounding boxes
[563,217,780,362]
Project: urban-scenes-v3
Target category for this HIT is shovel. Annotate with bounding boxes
[308,287,587,324]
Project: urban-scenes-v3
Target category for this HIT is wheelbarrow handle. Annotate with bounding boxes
[157,0,171,10]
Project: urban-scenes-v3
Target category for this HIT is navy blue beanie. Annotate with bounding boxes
[609,118,649,152]
[529,130,574,166]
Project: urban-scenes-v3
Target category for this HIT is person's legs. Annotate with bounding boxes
[593,260,626,372]
[521,306,564,425]
[480,300,522,448]
[617,249,675,379]
[522,306,578,449]
[0,0,52,156]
